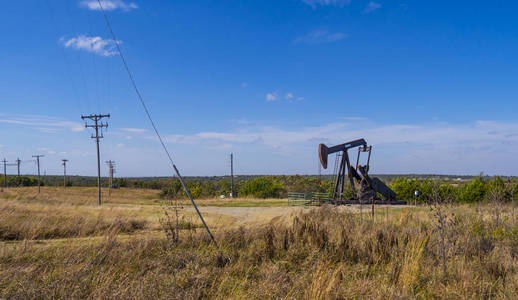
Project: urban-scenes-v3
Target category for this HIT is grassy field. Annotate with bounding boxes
[1,187,518,298]
[0,187,289,241]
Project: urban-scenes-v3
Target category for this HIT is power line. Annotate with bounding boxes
[95,0,221,255]
[230,153,234,198]
[106,160,115,195]
[82,114,110,205]
[16,158,21,178]
[2,159,21,188]
[2,159,6,188]
[43,0,85,115]
[32,155,44,193]
[62,159,68,189]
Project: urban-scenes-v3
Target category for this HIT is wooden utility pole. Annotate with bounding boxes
[2,158,6,188]
[318,161,322,185]
[16,158,21,178]
[230,153,234,198]
[32,155,44,193]
[62,159,68,188]
[106,160,115,195]
[81,114,110,205]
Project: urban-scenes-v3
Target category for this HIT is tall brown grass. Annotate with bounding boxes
[0,199,146,240]
[1,202,517,299]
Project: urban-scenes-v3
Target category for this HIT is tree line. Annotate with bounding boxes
[1,174,516,203]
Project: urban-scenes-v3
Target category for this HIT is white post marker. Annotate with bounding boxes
[414,190,419,206]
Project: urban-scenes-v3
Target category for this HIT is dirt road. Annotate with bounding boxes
[185,206,308,225]
[185,204,413,226]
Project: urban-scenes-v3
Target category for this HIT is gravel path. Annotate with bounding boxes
[184,206,308,225]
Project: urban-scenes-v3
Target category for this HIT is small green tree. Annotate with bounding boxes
[439,184,459,202]
[160,180,183,199]
[459,177,486,203]
[391,177,420,201]
[239,177,285,198]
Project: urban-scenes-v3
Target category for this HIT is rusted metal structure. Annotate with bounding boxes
[319,139,405,205]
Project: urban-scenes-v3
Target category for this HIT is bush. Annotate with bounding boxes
[391,178,421,201]
[239,177,285,198]
[439,184,459,201]
[391,178,460,203]
[160,180,183,199]
[459,177,487,203]
[0,176,40,187]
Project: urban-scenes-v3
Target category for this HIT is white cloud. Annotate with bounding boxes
[266,92,278,101]
[120,128,147,134]
[302,0,350,9]
[230,118,253,125]
[266,92,303,102]
[36,128,61,133]
[60,35,119,57]
[163,134,200,144]
[294,30,347,45]
[80,0,138,11]
[0,114,84,132]
[341,117,367,121]
[37,147,56,155]
[159,120,518,174]
[364,1,382,13]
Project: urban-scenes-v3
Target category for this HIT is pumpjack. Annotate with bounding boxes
[319,138,405,205]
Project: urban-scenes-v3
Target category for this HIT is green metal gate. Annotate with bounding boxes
[288,192,330,206]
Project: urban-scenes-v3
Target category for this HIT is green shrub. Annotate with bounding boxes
[459,177,486,203]
[187,182,203,198]
[0,176,39,187]
[239,177,285,198]
[439,184,460,201]
[391,177,420,201]
[160,180,183,199]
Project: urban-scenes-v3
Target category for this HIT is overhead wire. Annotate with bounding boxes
[95,0,222,256]
[63,1,93,113]
[43,0,85,116]
[106,53,113,112]
[85,11,102,113]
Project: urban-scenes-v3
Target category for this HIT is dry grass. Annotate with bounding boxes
[0,199,146,240]
[0,187,281,242]
[1,187,518,298]
[0,186,162,206]
[0,186,287,207]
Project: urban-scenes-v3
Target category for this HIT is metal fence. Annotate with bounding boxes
[288,192,331,206]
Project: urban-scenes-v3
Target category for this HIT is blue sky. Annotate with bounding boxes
[1,0,517,177]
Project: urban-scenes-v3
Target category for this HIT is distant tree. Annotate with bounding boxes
[391,177,420,201]
[459,177,486,203]
[239,177,285,198]
[160,180,183,199]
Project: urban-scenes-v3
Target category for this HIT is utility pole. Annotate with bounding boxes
[81,114,110,205]
[318,160,322,185]
[230,153,234,198]
[2,158,6,188]
[32,155,44,193]
[106,160,115,195]
[16,158,21,178]
[62,159,68,188]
